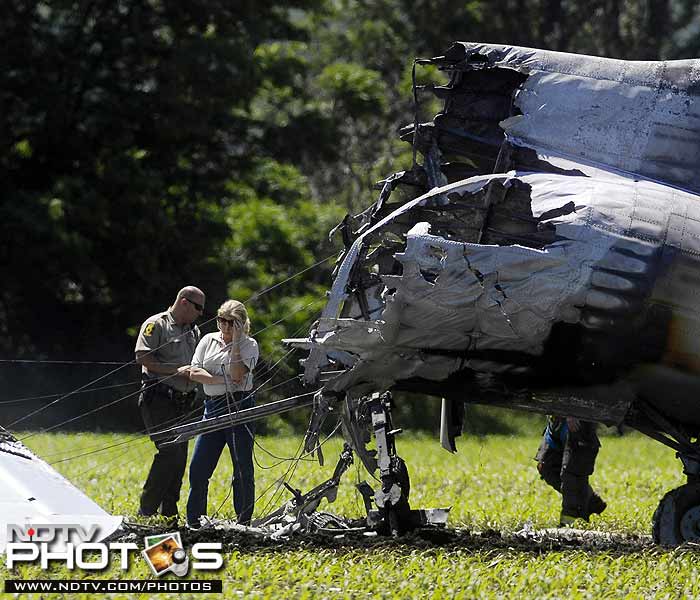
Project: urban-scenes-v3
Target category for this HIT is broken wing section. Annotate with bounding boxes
[0,426,122,553]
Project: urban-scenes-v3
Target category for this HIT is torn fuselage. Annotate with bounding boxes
[288,43,700,435]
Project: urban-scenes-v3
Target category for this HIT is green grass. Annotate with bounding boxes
[1,430,697,598]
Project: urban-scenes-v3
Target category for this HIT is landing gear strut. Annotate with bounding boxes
[367,392,412,536]
[628,401,700,545]
[302,389,449,536]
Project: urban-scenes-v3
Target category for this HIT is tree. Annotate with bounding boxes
[0,0,321,359]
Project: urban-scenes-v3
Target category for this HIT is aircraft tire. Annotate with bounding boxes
[652,482,700,546]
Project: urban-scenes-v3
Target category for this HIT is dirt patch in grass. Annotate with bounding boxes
[117,521,659,557]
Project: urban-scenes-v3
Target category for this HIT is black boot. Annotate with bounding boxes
[586,493,607,518]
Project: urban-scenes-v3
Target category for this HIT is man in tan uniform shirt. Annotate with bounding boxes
[135,286,205,519]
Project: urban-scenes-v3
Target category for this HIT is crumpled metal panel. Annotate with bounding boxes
[298,169,700,395]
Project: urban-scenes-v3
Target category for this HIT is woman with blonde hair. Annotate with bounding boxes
[182,299,258,527]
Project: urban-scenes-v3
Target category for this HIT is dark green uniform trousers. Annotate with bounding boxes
[139,384,192,516]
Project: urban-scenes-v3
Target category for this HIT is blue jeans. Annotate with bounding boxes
[186,393,255,525]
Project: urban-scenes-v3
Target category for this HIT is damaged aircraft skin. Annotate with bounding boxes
[286,42,700,545]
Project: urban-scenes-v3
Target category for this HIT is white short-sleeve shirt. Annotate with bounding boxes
[191,332,259,396]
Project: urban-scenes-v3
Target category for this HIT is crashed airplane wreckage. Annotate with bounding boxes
[5,43,700,548]
[155,42,700,546]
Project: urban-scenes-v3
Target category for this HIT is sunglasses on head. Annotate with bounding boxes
[217,316,238,327]
[184,297,204,312]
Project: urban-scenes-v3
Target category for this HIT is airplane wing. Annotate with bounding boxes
[0,426,122,553]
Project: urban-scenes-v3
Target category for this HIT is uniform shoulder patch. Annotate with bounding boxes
[144,322,156,337]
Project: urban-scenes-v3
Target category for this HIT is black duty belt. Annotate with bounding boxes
[169,388,196,398]
[145,380,195,398]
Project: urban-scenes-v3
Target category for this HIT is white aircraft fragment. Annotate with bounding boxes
[0,427,122,553]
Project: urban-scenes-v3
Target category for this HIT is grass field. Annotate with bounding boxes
[2,429,698,598]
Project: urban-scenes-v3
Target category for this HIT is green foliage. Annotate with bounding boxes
[1,0,322,361]
[3,431,696,597]
[317,62,388,117]
[218,159,342,407]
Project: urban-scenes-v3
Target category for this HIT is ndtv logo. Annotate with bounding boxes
[5,524,223,573]
[8,524,99,544]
